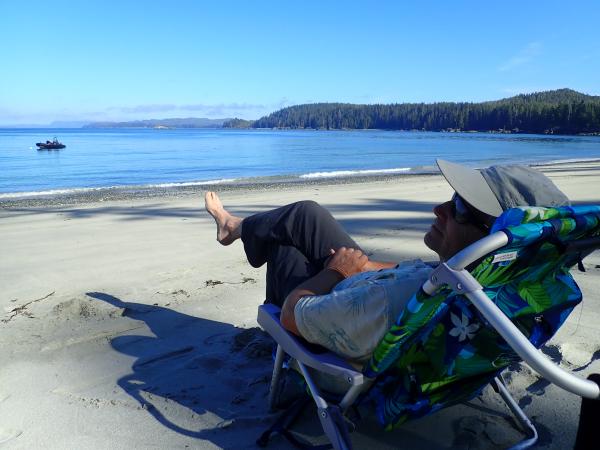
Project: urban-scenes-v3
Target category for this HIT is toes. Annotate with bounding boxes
[205,191,223,209]
[205,192,221,213]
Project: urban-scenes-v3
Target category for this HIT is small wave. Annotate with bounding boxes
[0,178,238,199]
[0,186,112,199]
[151,178,237,188]
[300,167,412,179]
[531,157,600,166]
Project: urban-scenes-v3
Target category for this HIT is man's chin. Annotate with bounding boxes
[423,231,436,252]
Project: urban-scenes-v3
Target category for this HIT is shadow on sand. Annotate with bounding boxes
[85,292,449,448]
[87,291,276,448]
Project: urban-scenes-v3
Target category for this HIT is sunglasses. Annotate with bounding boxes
[451,193,491,232]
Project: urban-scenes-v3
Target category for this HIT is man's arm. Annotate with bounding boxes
[363,260,397,271]
[280,268,345,335]
[280,247,368,335]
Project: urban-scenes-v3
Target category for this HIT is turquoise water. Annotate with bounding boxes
[1,128,600,196]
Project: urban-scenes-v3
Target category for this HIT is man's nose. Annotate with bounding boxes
[434,201,452,218]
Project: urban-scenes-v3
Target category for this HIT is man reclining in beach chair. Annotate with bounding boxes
[205,160,600,449]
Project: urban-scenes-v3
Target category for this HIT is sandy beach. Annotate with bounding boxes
[2,161,600,449]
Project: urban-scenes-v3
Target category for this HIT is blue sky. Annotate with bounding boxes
[1,0,599,125]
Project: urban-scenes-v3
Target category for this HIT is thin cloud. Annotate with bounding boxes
[101,101,284,119]
[105,102,268,117]
[0,108,107,125]
[179,102,265,111]
[109,104,177,114]
[499,42,542,72]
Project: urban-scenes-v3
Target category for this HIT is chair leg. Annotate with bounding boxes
[317,405,353,450]
[265,347,354,450]
[492,376,538,450]
[296,361,353,450]
[268,344,285,411]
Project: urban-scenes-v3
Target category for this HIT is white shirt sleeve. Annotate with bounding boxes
[293,260,433,363]
[294,283,389,363]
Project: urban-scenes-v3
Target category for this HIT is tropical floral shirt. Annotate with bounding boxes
[294,260,434,363]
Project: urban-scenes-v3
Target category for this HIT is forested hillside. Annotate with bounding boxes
[239,89,600,134]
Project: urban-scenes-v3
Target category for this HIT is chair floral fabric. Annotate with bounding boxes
[363,205,600,430]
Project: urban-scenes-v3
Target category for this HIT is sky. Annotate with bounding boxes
[1,0,599,126]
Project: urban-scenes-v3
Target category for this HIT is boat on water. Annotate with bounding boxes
[36,137,66,150]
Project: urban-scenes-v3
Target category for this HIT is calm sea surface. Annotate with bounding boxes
[1,128,600,197]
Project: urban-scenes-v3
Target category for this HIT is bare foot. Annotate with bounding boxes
[204,192,242,245]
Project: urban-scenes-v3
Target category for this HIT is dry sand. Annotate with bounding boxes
[1,161,600,449]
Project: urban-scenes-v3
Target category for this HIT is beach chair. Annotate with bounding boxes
[257,205,600,450]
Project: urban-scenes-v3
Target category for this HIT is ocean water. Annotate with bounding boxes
[1,128,600,197]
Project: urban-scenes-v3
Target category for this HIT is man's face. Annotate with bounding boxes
[424,198,489,261]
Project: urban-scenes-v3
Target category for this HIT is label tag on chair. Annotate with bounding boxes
[492,250,518,264]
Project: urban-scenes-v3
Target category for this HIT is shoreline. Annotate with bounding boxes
[0,173,436,208]
[5,125,600,136]
[3,158,600,209]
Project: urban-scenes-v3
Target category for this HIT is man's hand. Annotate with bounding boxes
[325,247,368,278]
[280,247,392,336]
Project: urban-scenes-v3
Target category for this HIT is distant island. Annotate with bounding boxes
[83,117,231,129]
[224,88,600,135]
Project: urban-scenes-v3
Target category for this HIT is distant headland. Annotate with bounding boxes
[223,89,600,135]
[83,117,230,129]
[59,89,600,135]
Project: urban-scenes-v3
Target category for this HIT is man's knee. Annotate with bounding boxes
[294,200,327,218]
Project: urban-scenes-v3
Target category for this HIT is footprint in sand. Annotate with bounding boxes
[231,327,273,358]
[184,355,225,373]
[0,428,23,444]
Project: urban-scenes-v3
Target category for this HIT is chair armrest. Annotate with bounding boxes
[257,304,365,386]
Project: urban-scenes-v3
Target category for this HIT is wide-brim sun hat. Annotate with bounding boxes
[436,159,570,217]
